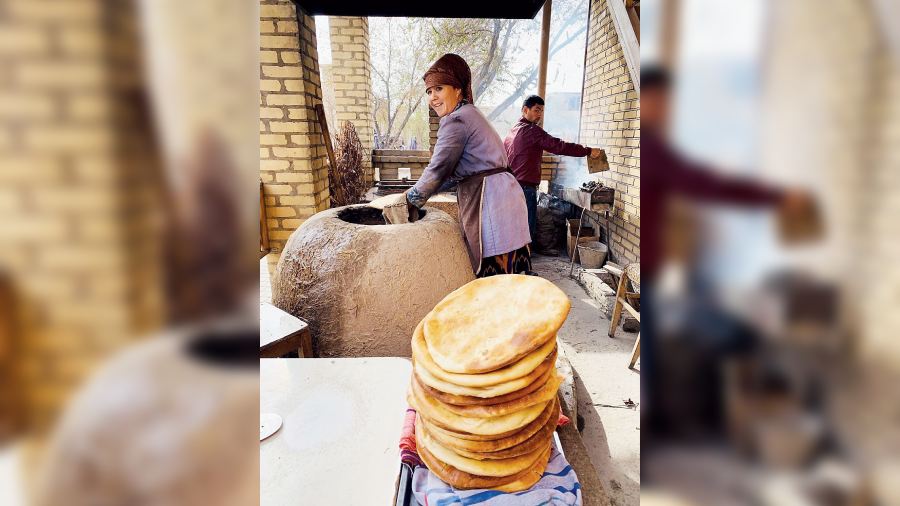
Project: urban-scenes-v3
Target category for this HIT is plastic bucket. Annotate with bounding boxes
[577,241,608,268]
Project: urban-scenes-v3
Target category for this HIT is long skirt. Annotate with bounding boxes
[477,245,532,278]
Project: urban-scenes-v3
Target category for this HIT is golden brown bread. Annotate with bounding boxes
[423,397,557,444]
[435,372,561,418]
[412,319,558,387]
[417,362,553,406]
[417,437,551,491]
[423,275,570,373]
[407,377,548,436]
[423,400,558,458]
[416,416,547,477]
[413,349,556,399]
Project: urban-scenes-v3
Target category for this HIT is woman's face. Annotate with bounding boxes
[426,85,462,117]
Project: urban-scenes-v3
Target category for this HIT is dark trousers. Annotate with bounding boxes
[520,183,537,242]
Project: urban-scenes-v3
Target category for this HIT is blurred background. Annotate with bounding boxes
[641,0,900,505]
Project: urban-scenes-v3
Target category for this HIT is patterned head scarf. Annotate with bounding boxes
[422,53,474,104]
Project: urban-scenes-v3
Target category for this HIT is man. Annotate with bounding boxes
[504,95,603,243]
[639,65,815,443]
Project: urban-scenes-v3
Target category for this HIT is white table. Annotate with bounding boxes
[260,358,413,505]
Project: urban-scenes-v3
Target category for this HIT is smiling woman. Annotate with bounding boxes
[402,54,533,277]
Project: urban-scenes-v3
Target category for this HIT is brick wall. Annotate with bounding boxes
[0,0,164,430]
[541,154,563,183]
[329,17,375,186]
[429,106,439,152]
[260,0,329,263]
[577,0,640,265]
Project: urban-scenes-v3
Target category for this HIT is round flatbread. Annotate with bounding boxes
[407,377,548,436]
[436,372,562,418]
[412,319,558,387]
[417,440,548,491]
[418,363,553,406]
[416,416,547,477]
[423,275,570,373]
[425,398,558,447]
[423,402,557,459]
[413,350,556,399]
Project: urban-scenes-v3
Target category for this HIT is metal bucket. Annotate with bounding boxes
[577,241,608,269]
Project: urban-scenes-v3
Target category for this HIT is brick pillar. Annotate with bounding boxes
[329,17,375,185]
[260,1,330,266]
[0,0,164,430]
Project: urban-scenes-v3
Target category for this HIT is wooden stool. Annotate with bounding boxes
[609,263,640,369]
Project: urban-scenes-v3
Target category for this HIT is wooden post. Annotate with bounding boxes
[315,103,342,206]
[537,0,552,127]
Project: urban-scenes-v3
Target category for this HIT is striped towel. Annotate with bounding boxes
[411,440,582,506]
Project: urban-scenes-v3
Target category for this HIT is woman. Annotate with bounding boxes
[404,53,532,277]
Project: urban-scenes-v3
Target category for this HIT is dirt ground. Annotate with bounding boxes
[531,254,641,506]
[261,254,641,505]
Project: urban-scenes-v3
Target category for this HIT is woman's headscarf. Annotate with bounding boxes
[422,53,474,104]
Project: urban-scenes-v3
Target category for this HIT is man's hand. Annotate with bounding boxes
[590,148,603,159]
[777,189,821,243]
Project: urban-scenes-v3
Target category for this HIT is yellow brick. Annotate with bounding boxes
[59,27,103,55]
[283,80,305,92]
[276,21,299,33]
[270,230,294,240]
[260,20,276,33]
[24,126,112,152]
[267,94,306,107]
[261,50,279,64]
[66,94,111,121]
[270,122,308,133]
[0,27,51,55]
[262,65,303,79]
[0,93,56,119]
[261,107,284,119]
[280,51,300,64]
[266,184,293,195]
[261,79,282,92]
[288,108,309,120]
[260,134,287,145]
[18,61,105,89]
[269,207,296,217]
[7,0,100,22]
[260,36,299,50]
[275,172,305,183]
[272,147,311,158]
[281,219,304,228]
[260,4,296,18]
[261,159,290,171]
[260,147,270,158]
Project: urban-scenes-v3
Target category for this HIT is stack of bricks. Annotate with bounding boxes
[329,17,375,186]
[577,0,641,265]
[0,0,164,430]
[260,0,330,263]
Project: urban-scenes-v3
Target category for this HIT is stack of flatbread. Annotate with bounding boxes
[408,275,571,492]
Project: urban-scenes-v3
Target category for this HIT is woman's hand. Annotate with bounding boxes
[404,191,420,223]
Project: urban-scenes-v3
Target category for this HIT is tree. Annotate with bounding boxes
[368,0,589,147]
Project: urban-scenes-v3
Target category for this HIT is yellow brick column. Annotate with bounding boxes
[329,16,375,185]
[260,0,330,270]
[0,0,164,430]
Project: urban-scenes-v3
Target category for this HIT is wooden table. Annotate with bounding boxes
[260,302,313,358]
[260,358,413,505]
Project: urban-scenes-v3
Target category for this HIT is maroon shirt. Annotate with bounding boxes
[642,130,784,280]
[504,117,591,186]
